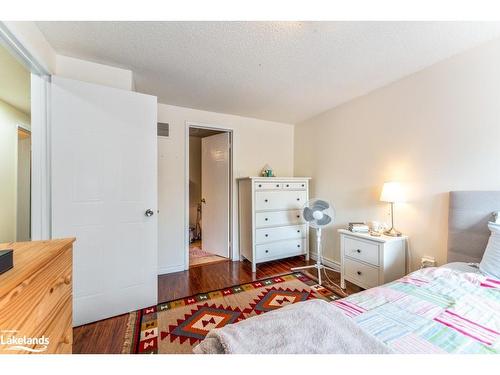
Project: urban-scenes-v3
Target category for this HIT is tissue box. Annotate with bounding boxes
[0,249,13,275]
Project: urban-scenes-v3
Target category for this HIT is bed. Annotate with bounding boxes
[194,191,500,354]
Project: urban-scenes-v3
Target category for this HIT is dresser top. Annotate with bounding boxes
[0,238,75,291]
[338,228,407,243]
[237,176,311,181]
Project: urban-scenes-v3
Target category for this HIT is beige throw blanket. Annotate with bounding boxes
[193,299,392,354]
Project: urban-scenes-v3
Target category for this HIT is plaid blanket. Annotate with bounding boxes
[333,267,500,354]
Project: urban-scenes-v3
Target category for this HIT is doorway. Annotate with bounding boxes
[187,125,232,268]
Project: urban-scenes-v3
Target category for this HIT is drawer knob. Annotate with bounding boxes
[258,184,262,187]
[297,244,301,248]
[265,234,269,237]
[301,184,305,187]
[265,218,268,221]
[264,199,268,202]
[276,184,279,187]
[296,215,300,218]
[297,230,300,233]
[286,184,290,187]
[357,271,362,275]
[296,198,300,201]
[356,249,361,253]
[265,250,269,253]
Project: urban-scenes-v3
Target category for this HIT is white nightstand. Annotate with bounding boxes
[339,229,407,290]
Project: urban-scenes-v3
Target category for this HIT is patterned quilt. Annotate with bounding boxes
[332,267,500,354]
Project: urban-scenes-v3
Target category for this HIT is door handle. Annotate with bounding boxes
[145,209,154,217]
[201,198,206,204]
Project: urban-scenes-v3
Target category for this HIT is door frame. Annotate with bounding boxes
[184,121,233,270]
[0,22,51,240]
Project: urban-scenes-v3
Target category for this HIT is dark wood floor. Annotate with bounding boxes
[72,256,361,354]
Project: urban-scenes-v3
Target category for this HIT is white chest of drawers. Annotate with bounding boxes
[238,177,311,272]
[339,229,407,290]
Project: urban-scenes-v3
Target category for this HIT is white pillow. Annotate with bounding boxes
[479,222,500,279]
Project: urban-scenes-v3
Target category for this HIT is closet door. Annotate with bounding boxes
[201,132,230,258]
[51,76,158,326]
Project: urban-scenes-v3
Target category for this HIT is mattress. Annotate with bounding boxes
[332,266,500,353]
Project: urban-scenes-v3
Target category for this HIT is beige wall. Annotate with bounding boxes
[189,136,202,228]
[294,38,500,270]
[158,103,294,273]
[0,99,30,242]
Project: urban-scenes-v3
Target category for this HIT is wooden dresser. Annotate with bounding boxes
[238,177,311,272]
[0,239,74,354]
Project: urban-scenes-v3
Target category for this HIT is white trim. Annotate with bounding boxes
[309,252,341,271]
[30,74,51,240]
[158,264,185,275]
[0,22,50,76]
[184,121,234,270]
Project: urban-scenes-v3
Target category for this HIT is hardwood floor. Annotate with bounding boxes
[72,256,361,354]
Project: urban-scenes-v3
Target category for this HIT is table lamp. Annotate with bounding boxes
[380,181,404,236]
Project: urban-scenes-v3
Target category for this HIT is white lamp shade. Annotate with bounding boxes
[380,181,405,203]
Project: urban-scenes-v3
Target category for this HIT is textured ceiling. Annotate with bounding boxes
[0,44,30,114]
[36,21,500,123]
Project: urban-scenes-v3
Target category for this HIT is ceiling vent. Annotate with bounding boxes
[157,122,169,137]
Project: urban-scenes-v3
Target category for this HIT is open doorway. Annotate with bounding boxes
[187,125,232,268]
[0,42,31,243]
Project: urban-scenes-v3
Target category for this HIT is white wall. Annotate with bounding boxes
[55,55,134,91]
[294,38,500,270]
[158,103,294,274]
[0,99,30,242]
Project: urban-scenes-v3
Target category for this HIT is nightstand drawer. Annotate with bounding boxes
[344,258,379,289]
[344,237,380,266]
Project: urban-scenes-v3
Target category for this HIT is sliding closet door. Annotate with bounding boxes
[51,76,158,326]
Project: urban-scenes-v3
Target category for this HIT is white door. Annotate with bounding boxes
[201,132,230,258]
[51,76,158,326]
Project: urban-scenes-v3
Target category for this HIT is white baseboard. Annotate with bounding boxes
[309,252,341,271]
[158,264,185,275]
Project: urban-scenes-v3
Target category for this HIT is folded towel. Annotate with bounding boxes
[193,299,392,354]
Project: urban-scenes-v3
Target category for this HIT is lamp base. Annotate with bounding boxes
[384,227,402,237]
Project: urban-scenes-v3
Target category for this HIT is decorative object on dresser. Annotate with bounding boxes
[291,199,338,286]
[261,164,275,177]
[380,181,405,236]
[339,229,406,290]
[0,239,75,354]
[238,177,311,273]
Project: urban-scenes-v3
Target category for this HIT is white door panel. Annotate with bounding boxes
[201,132,229,258]
[51,76,158,326]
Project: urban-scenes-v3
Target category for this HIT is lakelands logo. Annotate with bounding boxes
[0,330,49,353]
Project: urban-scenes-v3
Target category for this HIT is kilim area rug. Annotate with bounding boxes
[122,272,340,354]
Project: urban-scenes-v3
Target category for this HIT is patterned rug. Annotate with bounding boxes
[122,272,340,354]
[189,242,212,258]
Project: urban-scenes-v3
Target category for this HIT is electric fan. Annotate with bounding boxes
[291,198,338,286]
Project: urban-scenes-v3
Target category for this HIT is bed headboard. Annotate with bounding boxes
[448,191,500,263]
